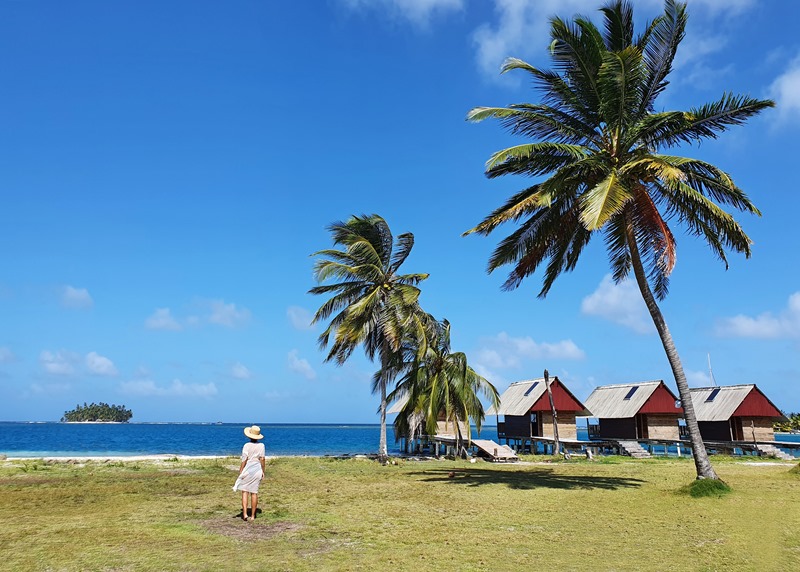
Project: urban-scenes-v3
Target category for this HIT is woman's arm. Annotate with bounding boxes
[238,459,246,475]
[260,456,265,478]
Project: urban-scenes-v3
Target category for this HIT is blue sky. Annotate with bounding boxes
[1,0,799,423]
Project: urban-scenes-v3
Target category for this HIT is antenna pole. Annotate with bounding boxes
[707,353,717,387]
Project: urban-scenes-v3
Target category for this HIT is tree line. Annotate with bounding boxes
[61,402,133,423]
[310,215,499,459]
[775,413,800,433]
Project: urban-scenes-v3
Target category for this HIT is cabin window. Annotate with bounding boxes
[524,381,540,396]
[623,386,638,400]
[706,388,721,402]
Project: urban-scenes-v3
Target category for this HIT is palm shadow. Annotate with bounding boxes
[411,467,645,490]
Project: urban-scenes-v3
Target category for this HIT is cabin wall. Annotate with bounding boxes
[540,412,578,439]
[698,421,731,441]
[646,415,680,440]
[436,420,469,437]
[599,418,636,439]
[502,415,532,438]
[738,417,775,441]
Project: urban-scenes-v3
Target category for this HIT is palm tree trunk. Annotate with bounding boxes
[625,220,719,480]
[378,352,388,460]
[544,369,560,455]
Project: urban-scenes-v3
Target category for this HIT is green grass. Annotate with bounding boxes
[1,456,798,571]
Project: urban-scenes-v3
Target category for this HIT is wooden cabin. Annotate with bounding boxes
[584,381,683,440]
[388,395,471,450]
[488,377,589,441]
[689,384,785,442]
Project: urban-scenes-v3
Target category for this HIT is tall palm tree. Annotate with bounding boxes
[465,0,773,480]
[310,214,429,458]
[388,318,499,455]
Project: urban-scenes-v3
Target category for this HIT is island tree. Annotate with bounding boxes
[310,214,428,458]
[465,0,773,480]
[62,402,133,422]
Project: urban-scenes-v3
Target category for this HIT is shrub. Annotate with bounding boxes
[684,478,732,498]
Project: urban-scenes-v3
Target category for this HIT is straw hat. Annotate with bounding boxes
[244,425,264,440]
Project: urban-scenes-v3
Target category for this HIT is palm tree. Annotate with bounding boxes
[310,214,429,458]
[465,0,773,480]
[388,318,499,456]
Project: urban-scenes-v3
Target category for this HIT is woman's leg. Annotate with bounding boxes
[250,493,258,520]
[241,491,248,520]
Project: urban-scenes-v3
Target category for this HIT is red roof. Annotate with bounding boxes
[732,387,783,418]
[639,382,684,415]
[529,378,587,413]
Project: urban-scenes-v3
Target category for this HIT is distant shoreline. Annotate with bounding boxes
[63,421,125,424]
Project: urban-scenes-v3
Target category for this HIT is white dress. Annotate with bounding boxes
[233,442,265,493]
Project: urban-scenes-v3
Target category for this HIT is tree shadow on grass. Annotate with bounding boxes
[411,468,645,490]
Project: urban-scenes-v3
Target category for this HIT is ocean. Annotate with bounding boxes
[0,422,798,458]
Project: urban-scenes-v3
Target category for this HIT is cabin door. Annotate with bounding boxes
[730,418,744,441]
[530,413,542,437]
[636,414,649,439]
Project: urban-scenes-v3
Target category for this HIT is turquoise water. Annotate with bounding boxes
[0,422,408,457]
[0,422,797,458]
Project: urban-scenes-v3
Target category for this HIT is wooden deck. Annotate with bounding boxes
[470,439,519,462]
[498,434,800,459]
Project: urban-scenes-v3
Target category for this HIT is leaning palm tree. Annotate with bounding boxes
[310,214,429,458]
[465,0,773,480]
[388,318,499,455]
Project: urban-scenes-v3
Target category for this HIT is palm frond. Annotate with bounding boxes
[600,0,634,52]
[673,94,775,142]
[485,142,591,179]
[580,170,632,229]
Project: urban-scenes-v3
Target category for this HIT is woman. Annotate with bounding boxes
[233,425,266,521]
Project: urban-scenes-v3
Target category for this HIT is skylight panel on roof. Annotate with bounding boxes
[706,388,721,402]
[623,386,638,400]
[524,381,540,396]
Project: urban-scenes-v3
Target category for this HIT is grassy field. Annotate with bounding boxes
[1,455,798,571]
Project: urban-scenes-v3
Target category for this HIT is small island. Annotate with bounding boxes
[61,402,133,423]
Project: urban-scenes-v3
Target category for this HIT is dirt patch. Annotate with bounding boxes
[199,518,303,541]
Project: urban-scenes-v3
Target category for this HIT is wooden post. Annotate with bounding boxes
[544,369,560,455]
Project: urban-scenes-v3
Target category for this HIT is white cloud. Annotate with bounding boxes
[145,300,251,330]
[39,350,79,376]
[472,0,589,79]
[61,285,93,309]
[207,300,251,328]
[0,347,16,363]
[145,308,182,331]
[768,53,800,123]
[715,292,800,339]
[30,382,71,395]
[581,275,653,334]
[470,0,756,83]
[287,306,315,331]
[685,369,712,388]
[120,379,218,398]
[686,0,755,16]
[474,332,585,374]
[341,0,463,26]
[230,362,253,380]
[288,350,317,380]
[85,351,118,376]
